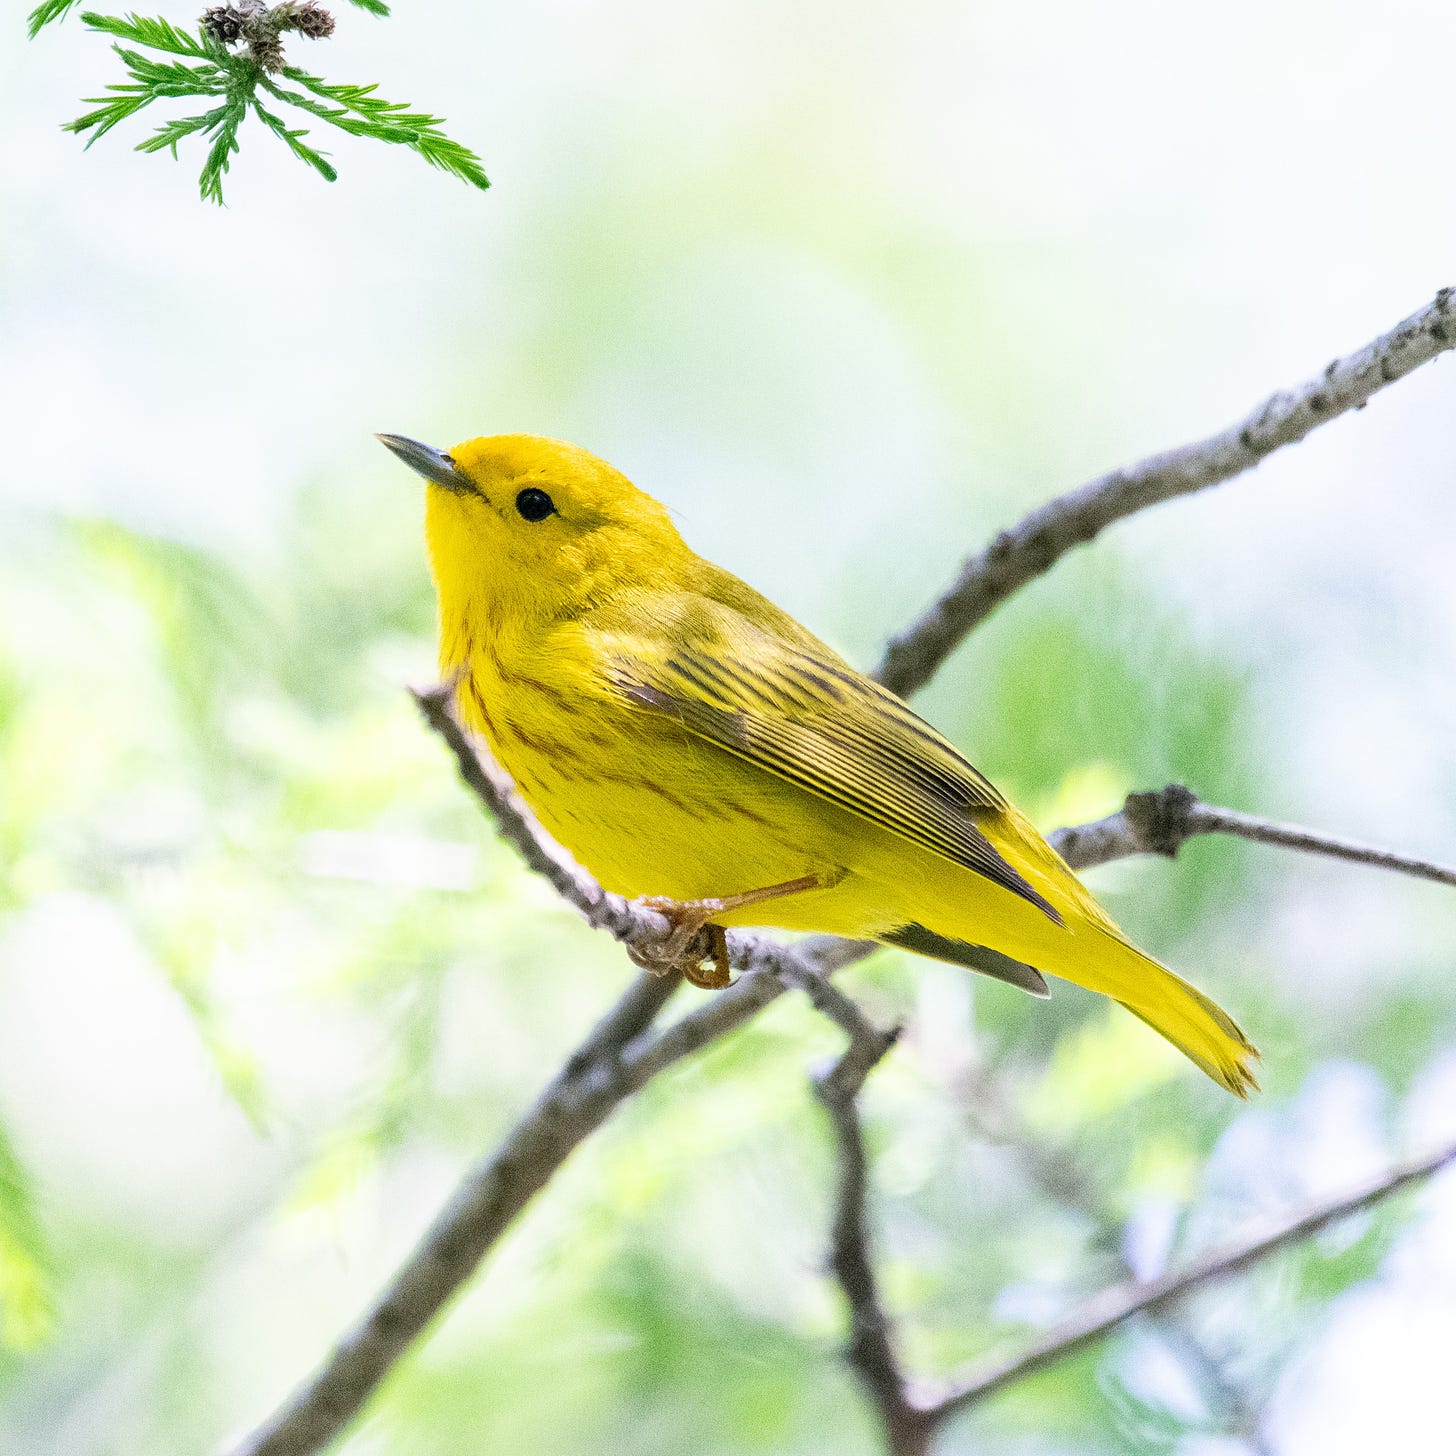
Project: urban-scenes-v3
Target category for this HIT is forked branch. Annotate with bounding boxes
[231,289,1456,1456]
[820,1066,1456,1446]
[232,703,1456,1456]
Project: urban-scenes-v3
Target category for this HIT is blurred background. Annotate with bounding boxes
[3,2,1456,1451]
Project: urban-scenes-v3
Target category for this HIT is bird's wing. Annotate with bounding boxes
[604,618,1061,924]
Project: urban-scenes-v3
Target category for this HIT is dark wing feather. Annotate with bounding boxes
[609,629,1061,925]
[884,923,1050,997]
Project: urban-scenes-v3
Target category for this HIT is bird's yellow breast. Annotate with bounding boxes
[453,623,853,915]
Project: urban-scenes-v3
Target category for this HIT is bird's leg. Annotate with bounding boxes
[635,873,831,990]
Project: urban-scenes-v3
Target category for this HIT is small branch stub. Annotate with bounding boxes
[1123,783,1199,858]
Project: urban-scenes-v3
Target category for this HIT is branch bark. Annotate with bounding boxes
[876,288,1456,698]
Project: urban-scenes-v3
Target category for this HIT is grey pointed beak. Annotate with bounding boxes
[376,434,470,492]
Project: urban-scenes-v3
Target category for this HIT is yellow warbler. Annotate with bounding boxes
[381,432,1258,1097]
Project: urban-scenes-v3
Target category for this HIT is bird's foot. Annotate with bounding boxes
[630,900,731,988]
[630,875,825,990]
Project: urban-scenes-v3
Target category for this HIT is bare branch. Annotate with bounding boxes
[955,1062,1270,1447]
[877,288,1456,697]
[1050,783,1456,887]
[923,1137,1456,1425]
[813,1025,930,1456]
[232,718,1456,1456]
[230,749,1456,1456]
[227,727,882,1456]
[225,990,671,1456]
[241,290,1456,1451]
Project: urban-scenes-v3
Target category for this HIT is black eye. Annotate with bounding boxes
[515,487,556,522]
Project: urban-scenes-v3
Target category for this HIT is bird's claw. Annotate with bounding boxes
[631,898,733,989]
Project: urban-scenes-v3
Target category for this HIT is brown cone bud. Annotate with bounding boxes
[200,6,246,43]
[249,34,286,72]
[291,2,335,39]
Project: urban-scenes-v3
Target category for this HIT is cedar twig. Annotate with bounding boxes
[37,8,487,202]
[877,288,1456,697]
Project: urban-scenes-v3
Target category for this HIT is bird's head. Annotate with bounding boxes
[379,432,686,630]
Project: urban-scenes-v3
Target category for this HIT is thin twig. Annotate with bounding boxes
[1186,802,1456,887]
[921,1137,1456,1425]
[955,1062,1270,1447]
[813,1025,928,1456]
[1050,783,1456,887]
[877,287,1456,697]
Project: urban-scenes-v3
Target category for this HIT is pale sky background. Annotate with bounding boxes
[3,2,1455,1451]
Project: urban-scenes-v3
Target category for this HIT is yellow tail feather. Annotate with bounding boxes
[977,809,1259,1094]
[1089,936,1259,1097]
[1118,980,1261,1098]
